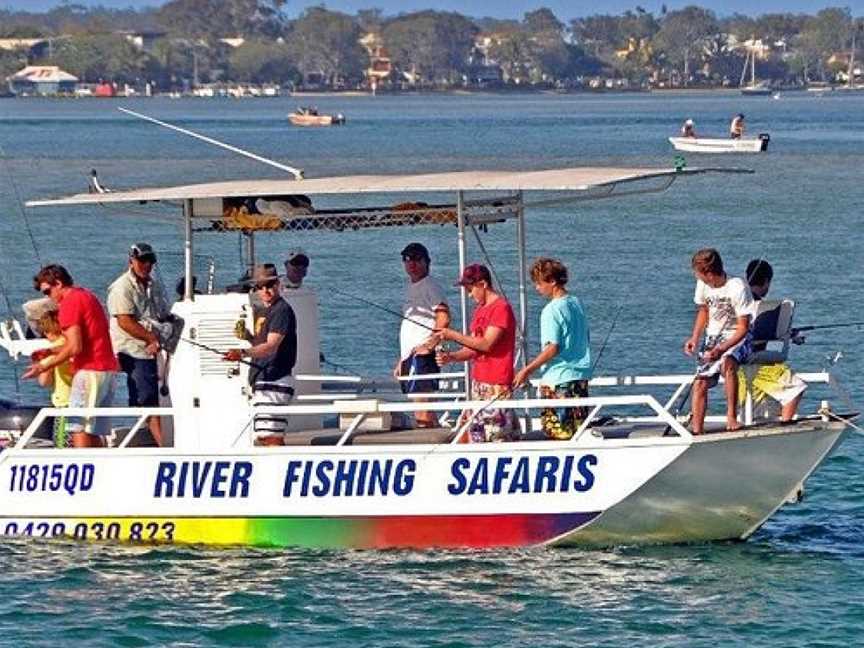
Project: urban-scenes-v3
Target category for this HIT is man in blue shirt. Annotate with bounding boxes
[513,258,591,440]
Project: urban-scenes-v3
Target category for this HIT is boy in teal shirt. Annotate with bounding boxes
[513,258,591,439]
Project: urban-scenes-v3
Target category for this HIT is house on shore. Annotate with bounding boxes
[7,65,78,96]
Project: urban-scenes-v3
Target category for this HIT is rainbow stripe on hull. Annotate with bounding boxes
[1,512,600,549]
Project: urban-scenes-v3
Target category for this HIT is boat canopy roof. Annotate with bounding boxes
[25,166,750,208]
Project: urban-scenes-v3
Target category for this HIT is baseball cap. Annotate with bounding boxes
[455,263,491,287]
[685,119,694,126]
[285,248,309,267]
[400,242,430,261]
[129,242,157,263]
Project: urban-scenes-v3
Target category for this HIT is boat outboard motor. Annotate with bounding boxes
[759,133,771,152]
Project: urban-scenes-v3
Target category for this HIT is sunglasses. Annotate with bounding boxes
[402,254,426,263]
[40,285,53,296]
[256,280,278,290]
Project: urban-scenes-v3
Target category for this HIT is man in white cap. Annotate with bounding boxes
[225,263,297,446]
[681,119,696,138]
[107,242,170,446]
[282,248,309,292]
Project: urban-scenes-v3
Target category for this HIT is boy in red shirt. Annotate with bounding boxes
[435,264,517,442]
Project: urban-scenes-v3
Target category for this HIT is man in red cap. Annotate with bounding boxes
[434,263,517,442]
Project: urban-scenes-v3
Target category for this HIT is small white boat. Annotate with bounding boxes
[669,134,770,153]
[288,106,345,127]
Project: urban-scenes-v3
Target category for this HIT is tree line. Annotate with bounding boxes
[1,1,861,90]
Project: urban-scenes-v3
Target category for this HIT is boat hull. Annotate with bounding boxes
[669,135,769,153]
[288,114,344,126]
[557,420,845,546]
[0,420,846,549]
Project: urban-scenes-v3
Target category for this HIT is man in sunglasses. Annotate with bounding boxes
[107,242,170,446]
[23,264,118,448]
[225,264,297,446]
[394,242,450,427]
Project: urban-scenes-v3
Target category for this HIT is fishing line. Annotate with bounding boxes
[0,143,41,264]
[0,273,23,404]
[180,337,264,370]
[331,286,437,332]
[591,299,624,372]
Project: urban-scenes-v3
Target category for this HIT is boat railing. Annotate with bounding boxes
[11,406,176,451]
[6,371,837,451]
[240,392,693,447]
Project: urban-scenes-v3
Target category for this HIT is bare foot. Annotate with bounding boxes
[726,420,742,432]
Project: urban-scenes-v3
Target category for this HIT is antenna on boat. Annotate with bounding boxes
[116,107,305,180]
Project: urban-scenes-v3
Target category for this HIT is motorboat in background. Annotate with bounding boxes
[288,106,346,127]
[669,133,770,153]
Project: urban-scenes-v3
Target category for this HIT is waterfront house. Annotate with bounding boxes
[7,65,78,96]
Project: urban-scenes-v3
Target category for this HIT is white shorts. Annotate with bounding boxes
[68,370,116,436]
[252,378,295,436]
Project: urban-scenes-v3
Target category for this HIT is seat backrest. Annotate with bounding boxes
[748,298,795,364]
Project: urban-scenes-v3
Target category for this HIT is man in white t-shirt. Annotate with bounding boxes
[683,248,752,434]
[394,242,450,427]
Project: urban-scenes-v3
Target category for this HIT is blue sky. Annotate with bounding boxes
[2,1,863,17]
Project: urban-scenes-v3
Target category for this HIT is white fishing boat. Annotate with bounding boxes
[669,134,770,153]
[0,115,855,550]
[288,106,345,127]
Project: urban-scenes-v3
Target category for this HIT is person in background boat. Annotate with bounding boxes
[33,309,74,447]
[681,119,697,138]
[225,264,297,446]
[23,264,118,448]
[730,114,745,139]
[394,242,450,428]
[107,243,170,447]
[683,248,752,434]
[281,248,309,292]
[738,259,806,421]
[513,258,592,440]
[435,264,517,442]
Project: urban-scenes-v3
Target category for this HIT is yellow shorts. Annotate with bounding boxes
[737,363,806,406]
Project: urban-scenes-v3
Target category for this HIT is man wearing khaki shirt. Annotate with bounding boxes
[107,242,170,446]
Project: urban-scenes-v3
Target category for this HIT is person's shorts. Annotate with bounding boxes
[252,378,295,437]
[399,353,440,394]
[118,353,159,407]
[738,363,807,407]
[68,369,116,436]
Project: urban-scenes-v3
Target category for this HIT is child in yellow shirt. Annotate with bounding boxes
[35,310,74,447]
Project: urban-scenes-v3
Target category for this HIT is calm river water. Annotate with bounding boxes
[0,91,862,646]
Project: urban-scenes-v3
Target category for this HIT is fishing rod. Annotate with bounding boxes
[180,337,264,370]
[792,321,864,334]
[331,287,438,332]
[591,300,624,372]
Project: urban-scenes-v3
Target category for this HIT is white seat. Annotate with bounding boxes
[748,299,795,365]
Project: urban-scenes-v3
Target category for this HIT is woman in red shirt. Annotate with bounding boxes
[435,264,517,442]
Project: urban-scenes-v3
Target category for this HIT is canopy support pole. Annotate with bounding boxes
[456,190,470,398]
[243,231,256,279]
[515,190,528,367]
[183,199,194,301]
